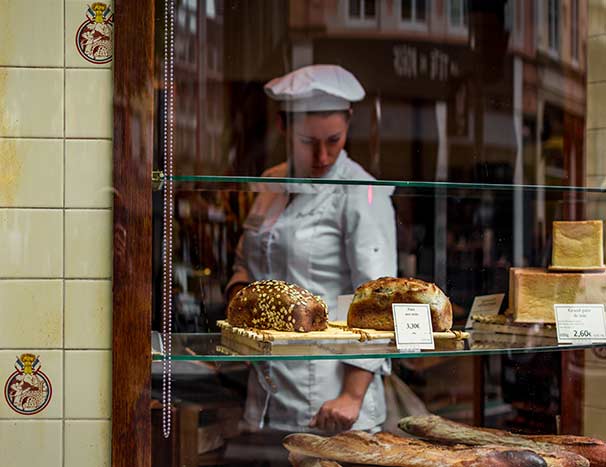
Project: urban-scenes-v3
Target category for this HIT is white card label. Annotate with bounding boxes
[392,303,435,351]
[554,304,606,344]
[465,293,505,329]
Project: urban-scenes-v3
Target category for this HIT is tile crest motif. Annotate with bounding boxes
[4,354,52,416]
[75,3,114,64]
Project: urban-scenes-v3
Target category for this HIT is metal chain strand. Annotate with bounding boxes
[162,0,175,439]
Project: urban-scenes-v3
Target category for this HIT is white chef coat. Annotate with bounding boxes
[227,150,397,433]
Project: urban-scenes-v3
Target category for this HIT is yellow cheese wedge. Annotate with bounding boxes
[552,220,604,268]
[510,267,606,323]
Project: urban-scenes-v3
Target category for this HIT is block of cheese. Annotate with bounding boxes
[552,220,604,269]
[509,268,606,323]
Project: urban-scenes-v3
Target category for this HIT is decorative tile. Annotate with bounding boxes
[0,139,63,208]
[65,280,112,349]
[0,68,63,138]
[65,69,113,138]
[64,420,111,467]
[65,140,113,208]
[0,420,62,466]
[64,350,111,418]
[0,0,63,67]
[0,280,62,349]
[588,35,606,83]
[0,209,63,278]
[66,0,113,68]
[65,210,112,278]
[0,350,62,419]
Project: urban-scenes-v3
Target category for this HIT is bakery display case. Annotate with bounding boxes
[111,0,606,466]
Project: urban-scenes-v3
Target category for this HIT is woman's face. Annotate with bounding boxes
[287,112,350,178]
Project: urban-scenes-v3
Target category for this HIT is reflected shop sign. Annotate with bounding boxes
[314,39,475,101]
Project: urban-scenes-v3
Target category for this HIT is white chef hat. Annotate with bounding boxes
[264,64,365,112]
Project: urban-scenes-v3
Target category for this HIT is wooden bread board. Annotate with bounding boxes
[217,320,468,355]
[471,313,557,338]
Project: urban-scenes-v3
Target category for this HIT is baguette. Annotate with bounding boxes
[283,430,566,467]
[399,416,592,467]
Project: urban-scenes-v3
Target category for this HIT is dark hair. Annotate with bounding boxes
[278,109,351,128]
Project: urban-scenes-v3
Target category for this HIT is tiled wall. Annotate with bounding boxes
[584,0,606,439]
[0,1,112,466]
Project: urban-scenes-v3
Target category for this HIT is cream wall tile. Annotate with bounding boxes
[66,0,113,68]
[65,210,112,278]
[584,405,606,438]
[586,129,606,176]
[0,68,63,138]
[0,209,63,278]
[0,139,63,208]
[65,350,111,418]
[65,70,113,138]
[0,281,62,349]
[587,82,606,129]
[588,35,606,83]
[0,350,62,419]
[0,420,62,466]
[0,0,63,67]
[65,280,112,349]
[65,420,111,467]
[65,140,113,208]
[589,0,606,36]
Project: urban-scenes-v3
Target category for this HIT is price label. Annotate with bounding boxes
[465,293,505,329]
[392,304,435,351]
[554,304,606,344]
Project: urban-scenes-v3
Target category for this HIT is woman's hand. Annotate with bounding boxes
[309,365,374,433]
[309,393,364,432]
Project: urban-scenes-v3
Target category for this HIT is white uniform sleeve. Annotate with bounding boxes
[225,235,251,294]
[342,185,397,374]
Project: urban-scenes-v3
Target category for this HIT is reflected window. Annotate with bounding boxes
[400,0,428,27]
[448,0,468,31]
[548,0,560,53]
[571,0,579,61]
[348,0,377,24]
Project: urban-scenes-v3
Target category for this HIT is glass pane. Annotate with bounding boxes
[418,0,427,22]
[349,0,361,18]
[364,0,376,18]
[150,0,599,464]
[401,0,412,20]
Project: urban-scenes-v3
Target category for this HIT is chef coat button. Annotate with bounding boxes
[270,384,278,393]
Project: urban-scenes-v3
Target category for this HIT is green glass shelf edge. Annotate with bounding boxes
[151,333,603,362]
[169,175,606,193]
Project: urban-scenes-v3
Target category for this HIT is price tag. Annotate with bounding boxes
[465,293,505,329]
[392,303,435,351]
[554,304,606,344]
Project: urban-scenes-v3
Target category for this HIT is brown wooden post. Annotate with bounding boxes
[112,0,155,465]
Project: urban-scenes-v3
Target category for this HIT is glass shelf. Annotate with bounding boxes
[151,332,603,362]
[169,175,606,194]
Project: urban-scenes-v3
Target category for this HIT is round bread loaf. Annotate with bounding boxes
[227,280,328,332]
[347,277,452,332]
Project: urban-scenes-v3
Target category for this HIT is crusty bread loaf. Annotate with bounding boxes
[399,415,592,467]
[347,277,452,332]
[283,431,570,467]
[227,280,328,332]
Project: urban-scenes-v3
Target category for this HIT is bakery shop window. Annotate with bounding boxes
[149,0,598,463]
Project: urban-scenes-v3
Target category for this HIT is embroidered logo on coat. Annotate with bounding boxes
[4,354,52,415]
[75,3,114,64]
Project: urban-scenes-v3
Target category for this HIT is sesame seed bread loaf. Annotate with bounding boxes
[347,277,453,332]
[227,280,329,332]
